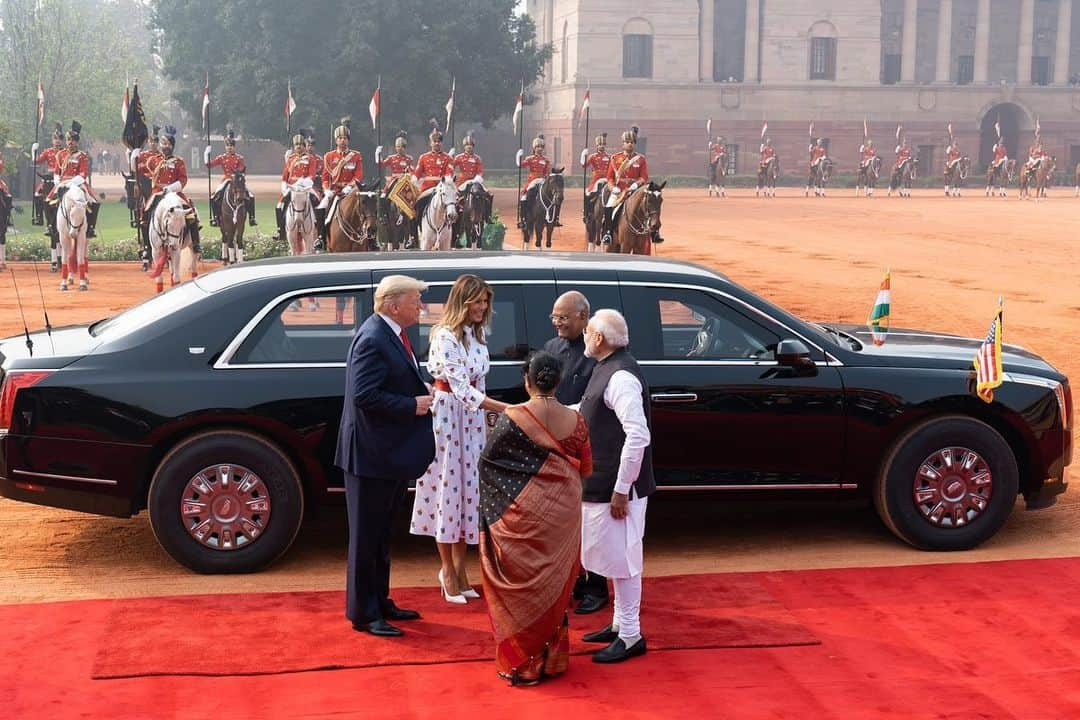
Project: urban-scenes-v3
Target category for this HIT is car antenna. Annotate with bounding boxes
[31,260,55,355]
[9,269,33,358]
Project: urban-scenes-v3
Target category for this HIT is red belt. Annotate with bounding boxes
[433,378,477,393]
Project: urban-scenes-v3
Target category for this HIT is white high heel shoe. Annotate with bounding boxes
[460,586,480,600]
[439,569,467,605]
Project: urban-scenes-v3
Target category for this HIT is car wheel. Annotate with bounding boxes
[148,430,304,573]
[874,415,1018,551]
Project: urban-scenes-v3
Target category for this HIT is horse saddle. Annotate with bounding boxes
[387,176,417,219]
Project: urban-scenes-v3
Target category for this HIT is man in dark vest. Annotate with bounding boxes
[544,291,609,615]
[576,308,654,664]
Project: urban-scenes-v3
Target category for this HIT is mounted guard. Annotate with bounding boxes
[319,118,365,247]
[986,137,1012,196]
[516,134,557,229]
[0,153,11,270]
[756,137,779,197]
[708,134,727,197]
[144,124,202,263]
[888,137,916,197]
[275,130,319,242]
[943,138,969,196]
[45,121,100,240]
[805,137,830,197]
[856,138,880,196]
[207,127,256,228]
[412,123,455,229]
[582,132,611,221]
[31,124,65,232]
[452,133,493,249]
[377,130,416,221]
[601,125,663,246]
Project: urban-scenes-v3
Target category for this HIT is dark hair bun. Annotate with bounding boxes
[523,351,562,394]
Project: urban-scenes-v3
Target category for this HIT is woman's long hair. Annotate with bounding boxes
[432,274,493,347]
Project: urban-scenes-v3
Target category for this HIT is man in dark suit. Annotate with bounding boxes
[335,274,435,637]
[544,290,608,615]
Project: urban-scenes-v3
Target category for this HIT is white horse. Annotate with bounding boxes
[285,177,317,256]
[148,192,195,292]
[57,184,90,291]
[418,177,458,251]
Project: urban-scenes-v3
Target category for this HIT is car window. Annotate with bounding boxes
[232,290,369,364]
[409,283,529,362]
[90,283,207,340]
[630,288,779,361]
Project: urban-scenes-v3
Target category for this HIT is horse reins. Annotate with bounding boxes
[622,188,660,236]
[538,175,562,225]
[422,183,455,237]
[335,191,377,245]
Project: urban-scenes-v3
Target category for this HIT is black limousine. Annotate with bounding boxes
[0,253,1071,572]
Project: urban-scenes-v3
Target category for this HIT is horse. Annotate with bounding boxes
[1074,161,1080,197]
[219,171,250,265]
[0,190,11,268]
[284,177,318,257]
[855,156,883,197]
[327,186,379,253]
[888,159,918,197]
[609,181,665,255]
[147,192,195,293]
[756,157,780,198]
[805,157,834,197]
[417,177,459,252]
[521,169,565,251]
[986,159,1016,197]
[584,182,607,252]
[57,184,90,291]
[1025,156,1056,200]
[454,180,487,250]
[381,176,416,251]
[708,151,727,197]
[944,156,971,197]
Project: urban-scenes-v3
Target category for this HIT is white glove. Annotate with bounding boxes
[129,148,141,171]
[283,149,292,161]
[611,186,622,195]
[280,181,289,195]
[52,174,61,184]
[474,174,484,184]
[375,145,383,163]
[323,189,336,201]
[31,143,39,157]
[204,146,211,164]
[580,149,588,166]
[165,181,181,193]
[342,184,355,196]
[515,149,523,166]
[629,182,639,192]
[69,175,85,188]
[449,146,456,157]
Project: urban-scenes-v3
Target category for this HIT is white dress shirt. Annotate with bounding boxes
[605,369,651,496]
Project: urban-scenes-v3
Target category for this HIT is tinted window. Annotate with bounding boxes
[233,290,369,364]
[408,283,528,362]
[627,287,779,361]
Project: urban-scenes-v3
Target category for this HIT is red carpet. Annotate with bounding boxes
[3,559,1080,719]
[91,573,817,678]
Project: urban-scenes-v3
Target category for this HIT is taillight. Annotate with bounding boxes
[0,371,52,433]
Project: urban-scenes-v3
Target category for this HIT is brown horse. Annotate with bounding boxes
[985,159,1016,197]
[218,171,248,264]
[584,183,607,251]
[521,169,564,251]
[944,156,971,197]
[708,150,727,197]
[327,187,379,253]
[805,157,833,197]
[855,156,882,197]
[756,157,780,197]
[609,181,665,255]
[888,158,918,197]
[1019,156,1055,200]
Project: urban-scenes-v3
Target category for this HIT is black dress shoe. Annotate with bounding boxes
[354,619,404,637]
[381,601,421,621]
[582,624,618,644]
[574,593,609,615]
[592,636,646,663]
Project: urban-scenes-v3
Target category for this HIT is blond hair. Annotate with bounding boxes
[432,274,492,347]
[374,275,428,313]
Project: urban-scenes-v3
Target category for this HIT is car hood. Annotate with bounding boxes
[0,325,100,369]
[827,323,1061,377]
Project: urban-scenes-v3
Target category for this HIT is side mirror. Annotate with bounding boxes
[776,339,816,374]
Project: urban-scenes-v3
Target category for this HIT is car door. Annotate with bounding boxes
[620,280,846,489]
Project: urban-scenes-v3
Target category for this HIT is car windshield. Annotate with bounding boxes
[89,283,207,340]
[813,323,863,351]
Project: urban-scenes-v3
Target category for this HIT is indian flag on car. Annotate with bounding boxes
[867,271,891,346]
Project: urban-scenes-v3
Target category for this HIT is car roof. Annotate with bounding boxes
[194,251,726,293]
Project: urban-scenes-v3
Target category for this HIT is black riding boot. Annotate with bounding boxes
[86,202,100,238]
[246,197,257,226]
[601,206,614,245]
[274,205,285,240]
[485,193,494,223]
[33,196,43,226]
[209,195,221,226]
[517,199,527,229]
[314,208,327,251]
[652,229,665,245]
[188,220,202,257]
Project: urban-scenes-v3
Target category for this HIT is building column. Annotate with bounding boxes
[935,0,954,82]
[1018,0,1035,84]
[974,0,991,82]
[1054,0,1073,84]
[743,0,760,83]
[701,0,715,81]
[901,0,919,83]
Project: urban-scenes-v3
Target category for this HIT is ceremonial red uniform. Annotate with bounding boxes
[33,147,64,189]
[584,150,610,193]
[48,149,96,200]
[759,145,776,167]
[452,152,484,185]
[991,143,1008,167]
[145,154,190,206]
[322,149,363,192]
[282,152,319,184]
[809,145,827,167]
[710,143,727,164]
[380,152,414,191]
[519,153,551,189]
[859,144,877,166]
[0,156,8,194]
[412,150,454,194]
[208,151,246,180]
[894,145,913,169]
[136,149,163,180]
[606,151,648,191]
[945,146,962,172]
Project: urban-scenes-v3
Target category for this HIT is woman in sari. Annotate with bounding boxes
[479,351,592,685]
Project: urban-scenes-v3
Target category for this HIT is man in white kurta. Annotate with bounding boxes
[576,309,654,664]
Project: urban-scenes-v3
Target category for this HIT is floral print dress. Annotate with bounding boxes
[410,325,490,545]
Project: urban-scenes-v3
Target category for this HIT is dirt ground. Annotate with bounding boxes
[1,184,1078,604]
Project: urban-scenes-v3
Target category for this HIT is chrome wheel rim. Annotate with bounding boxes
[913,447,992,528]
[180,464,271,550]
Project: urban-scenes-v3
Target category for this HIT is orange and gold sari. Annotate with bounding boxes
[479,405,591,685]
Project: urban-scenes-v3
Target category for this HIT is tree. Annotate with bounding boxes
[0,0,170,150]
[149,0,550,150]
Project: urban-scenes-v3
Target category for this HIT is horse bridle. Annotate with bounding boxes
[224,176,246,223]
[286,188,314,234]
[623,187,661,236]
[464,183,486,240]
[59,190,87,234]
[153,200,187,248]
[538,174,563,226]
[335,190,377,245]
[423,182,456,236]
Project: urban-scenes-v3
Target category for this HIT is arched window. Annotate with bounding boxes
[561,21,568,83]
[623,18,654,79]
[808,20,838,81]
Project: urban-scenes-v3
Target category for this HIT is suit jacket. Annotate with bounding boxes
[334,314,435,480]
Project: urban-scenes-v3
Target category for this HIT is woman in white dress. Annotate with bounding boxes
[411,274,509,603]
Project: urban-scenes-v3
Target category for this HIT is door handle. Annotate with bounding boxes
[650,392,698,403]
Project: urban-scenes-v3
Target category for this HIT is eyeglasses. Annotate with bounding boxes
[550,314,571,322]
